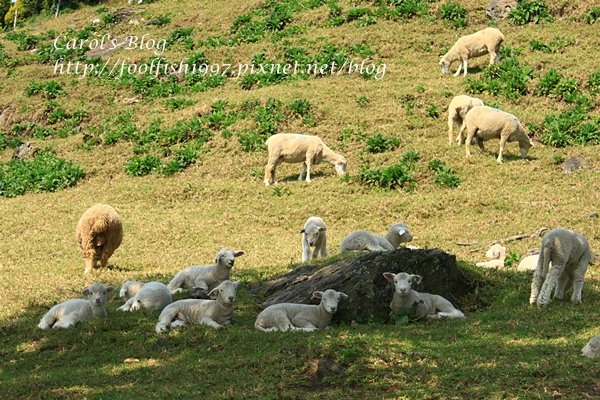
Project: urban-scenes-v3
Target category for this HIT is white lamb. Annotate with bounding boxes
[155,280,240,332]
[439,27,504,77]
[581,335,600,360]
[117,281,172,312]
[38,283,114,329]
[383,272,465,319]
[447,95,485,145]
[529,228,592,308]
[517,249,543,272]
[254,289,348,332]
[463,105,534,163]
[340,222,413,253]
[301,216,327,262]
[263,133,347,186]
[476,244,506,269]
[167,248,244,295]
[119,280,145,300]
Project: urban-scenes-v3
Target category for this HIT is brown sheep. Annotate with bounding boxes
[76,204,123,274]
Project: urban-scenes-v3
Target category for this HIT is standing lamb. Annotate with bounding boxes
[463,106,533,163]
[263,133,347,186]
[447,95,485,145]
[254,289,348,332]
[301,216,328,262]
[383,272,465,319]
[117,281,172,312]
[529,228,592,308]
[38,283,114,329]
[76,204,124,274]
[155,280,240,332]
[167,248,244,297]
[439,27,504,77]
[581,335,600,360]
[340,222,413,253]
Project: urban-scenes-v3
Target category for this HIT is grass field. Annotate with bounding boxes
[1,0,599,398]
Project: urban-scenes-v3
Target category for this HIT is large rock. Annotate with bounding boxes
[252,248,475,323]
[486,0,517,20]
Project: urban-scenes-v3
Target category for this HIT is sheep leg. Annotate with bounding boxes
[456,121,466,145]
[200,317,224,329]
[496,131,509,163]
[53,318,76,329]
[554,270,569,300]
[298,163,307,181]
[319,235,328,259]
[117,297,136,312]
[304,155,313,183]
[530,248,550,304]
[264,157,280,186]
[489,51,497,65]
[433,295,465,318]
[537,264,564,307]
[454,61,462,76]
[365,243,390,252]
[99,255,109,269]
[477,137,485,152]
[155,305,180,333]
[38,311,56,330]
[290,322,317,332]
[462,59,468,77]
[448,112,457,145]
[302,237,311,263]
[84,258,94,274]
[464,127,477,158]
[571,254,591,304]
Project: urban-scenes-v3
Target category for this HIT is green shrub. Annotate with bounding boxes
[428,159,461,188]
[166,27,195,49]
[508,0,553,25]
[365,134,400,153]
[0,132,23,150]
[392,0,429,19]
[536,70,584,104]
[150,14,172,27]
[439,1,467,28]
[529,36,573,53]
[346,7,371,22]
[358,14,378,26]
[125,155,162,176]
[466,52,533,100]
[583,7,600,24]
[356,95,370,107]
[536,69,563,96]
[587,71,600,94]
[24,80,65,99]
[504,251,521,268]
[537,107,600,147]
[237,130,265,152]
[166,98,196,111]
[426,105,440,118]
[358,151,419,190]
[161,142,200,175]
[264,3,293,31]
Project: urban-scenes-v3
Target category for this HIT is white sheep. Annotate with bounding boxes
[119,280,145,300]
[263,133,347,186]
[254,289,348,332]
[340,222,413,253]
[155,280,240,332]
[383,272,465,319]
[117,281,172,312]
[476,244,506,269]
[167,248,244,295]
[38,283,114,329]
[439,27,504,77]
[447,95,485,145]
[301,216,327,263]
[581,335,600,360]
[463,105,534,163]
[529,228,592,308]
[516,249,543,272]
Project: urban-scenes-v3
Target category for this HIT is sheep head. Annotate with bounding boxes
[383,272,421,296]
[312,289,348,314]
[215,248,245,268]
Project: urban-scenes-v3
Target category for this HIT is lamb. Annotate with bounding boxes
[117,281,172,312]
[447,95,485,145]
[38,283,114,329]
[340,222,413,253]
[254,289,348,332]
[263,133,347,186]
[439,27,504,77]
[463,106,534,163]
[155,280,240,332]
[383,272,465,319]
[476,244,506,269]
[119,280,145,300]
[516,249,543,272]
[76,204,124,274]
[581,335,600,360]
[529,228,592,308]
[301,216,327,262]
[167,248,244,297]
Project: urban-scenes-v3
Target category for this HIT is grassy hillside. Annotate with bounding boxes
[1,0,599,398]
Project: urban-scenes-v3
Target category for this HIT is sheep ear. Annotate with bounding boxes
[312,291,323,299]
[232,280,241,288]
[234,251,244,257]
[412,275,423,285]
[208,288,219,299]
[82,288,91,297]
[338,292,348,300]
[300,229,305,234]
[383,272,395,282]
[397,228,406,236]
[106,286,114,293]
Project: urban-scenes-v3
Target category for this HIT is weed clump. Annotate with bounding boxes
[428,159,461,188]
[439,1,467,28]
[359,151,419,190]
[365,134,400,154]
[508,0,553,25]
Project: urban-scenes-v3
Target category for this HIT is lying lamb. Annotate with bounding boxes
[476,244,506,269]
[38,283,114,329]
[529,228,592,308]
[581,335,600,360]
[76,204,124,274]
[155,280,240,332]
[117,281,172,312]
[264,133,347,186]
[517,249,542,272]
[254,289,348,332]
[167,248,244,297]
[340,222,413,253]
[439,27,504,77]
[447,95,485,145]
[301,216,327,262]
[383,272,465,319]
[463,105,534,163]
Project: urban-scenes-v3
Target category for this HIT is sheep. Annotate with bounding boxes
[447,95,485,145]
[263,133,347,186]
[340,222,413,253]
[529,228,592,308]
[254,289,348,332]
[119,280,145,300]
[581,335,600,360]
[117,281,172,312]
[463,105,534,163]
[76,204,124,274]
[167,248,244,297]
[383,272,465,319]
[301,216,327,263]
[516,249,543,272]
[439,27,504,77]
[476,244,506,269]
[38,283,114,329]
[155,280,240,332]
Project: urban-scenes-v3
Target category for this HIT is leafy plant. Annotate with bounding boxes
[587,71,600,94]
[365,134,400,154]
[24,80,65,99]
[166,98,196,111]
[583,7,600,24]
[428,159,461,188]
[356,95,370,107]
[508,0,553,25]
[0,132,23,150]
[271,186,292,197]
[426,105,440,119]
[504,251,521,268]
[125,155,162,176]
[358,151,419,190]
[392,0,429,20]
[439,1,467,28]
[537,107,600,147]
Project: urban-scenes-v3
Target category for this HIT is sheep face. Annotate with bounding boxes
[439,58,450,74]
[518,138,533,158]
[334,158,347,176]
[383,272,422,296]
[301,226,326,247]
[82,283,114,306]
[215,248,245,268]
[485,244,506,260]
[581,336,600,359]
[209,280,240,305]
[312,289,348,314]
[119,281,143,299]
[392,224,413,243]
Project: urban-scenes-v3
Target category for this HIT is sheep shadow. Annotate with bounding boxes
[277,170,327,183]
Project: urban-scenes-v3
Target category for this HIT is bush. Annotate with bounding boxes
[161,142,199,175]
[529,36,573,53]
[0,132,23,150]
[537,107,600,147]
[508,0,553,25]
[439,1,467,28]
[426,105,440,118]
[536,70,585,104]
[583,7,600,24]
[504,251,521,268]
[358,151,419,190]
[365,134,400,153]
[427,159,460,188]
[24,80,65,99]
[166,27,195,49]
[392,0,429,19]
[587,71,600,94]
[125,155,162,176]
[466,51,533,100]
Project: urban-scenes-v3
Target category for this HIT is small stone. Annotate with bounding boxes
[562,156,584,173]
[486,0,517,21]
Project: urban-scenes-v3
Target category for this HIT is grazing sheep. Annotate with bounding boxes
[76,204,124,274]
[254,289,348,332]
[476,244,506,268]
[463,106,534,163]
[439,27,504,77]
[529,228,592,308]
[155,280,240,332]
[447,95,485,145]
[117,281,172,312]
[301,216,328,263]
[340,222,413,253]
[167,248,244,296]
[383,272,465,319]
[263,133,347,186]
[38,283,114,329]
[581,335,600,360]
